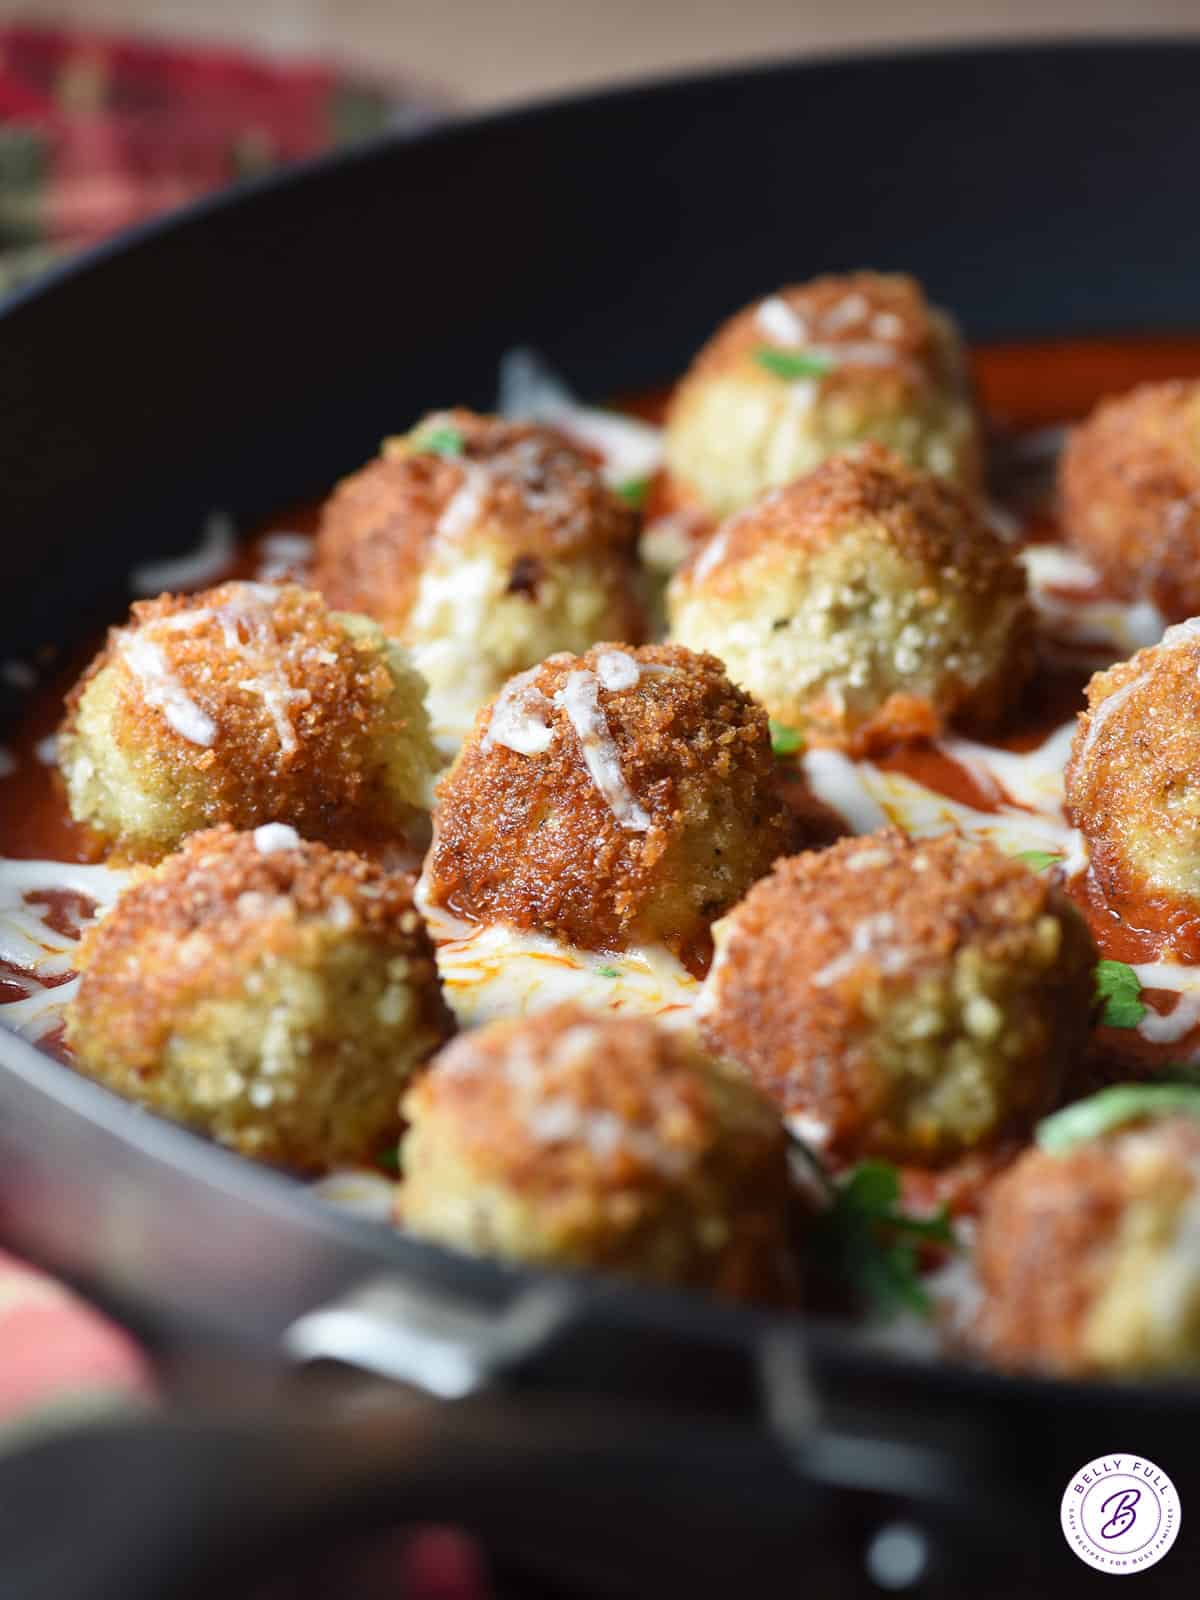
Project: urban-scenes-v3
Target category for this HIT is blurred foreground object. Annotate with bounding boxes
[0,23,442,293]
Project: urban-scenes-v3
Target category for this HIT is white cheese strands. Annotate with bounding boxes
[116,583,310,757]
[0,859,129,1040]
[415,886,698,1034]
[803,727,1088,875]
[554,666,650,832]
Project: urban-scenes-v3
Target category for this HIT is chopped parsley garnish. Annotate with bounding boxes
[769,720,804,758]
[754,347,833,381]
[796,1145,955,1319]
[1095,959,1146,1029]
[1037,1083,1200,1155]
[615,476,650,509]
[596,965,620,978]
[1014,848,1062,873]
[377,1142,401,1175]
[415,424,465,457]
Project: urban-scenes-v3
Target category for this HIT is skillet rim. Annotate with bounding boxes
[3,33,1200,1408]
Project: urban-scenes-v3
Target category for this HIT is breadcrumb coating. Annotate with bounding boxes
[312,410,645,743]
[668,445,1033,752]
[58,582,436,859]
[424,643,793,964]
[66,825,452,1169]
[400,1004,792,1299]
[698,829,1097,1163]
[663,272,982,519]
[973,1116,1200,1376]
[1060,380,1200,621]
[1065,620,1200,937]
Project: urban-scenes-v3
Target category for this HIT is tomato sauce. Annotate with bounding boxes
[6,334,1200,1085]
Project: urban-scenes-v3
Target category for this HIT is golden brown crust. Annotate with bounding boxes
[67,826,453,1169]
[1065,624,1200,937]
[70,824,448,1073]
[678,444,1017,593]
[400,1004,793,1300]
[668,446,1035,754]
[699,830,1097,1163]
[60,581,431,855]
[683,272,963,396]
[313,409,638,630]
[1060,380,1200,621]
[972,1117,1200,1374]
[425,643,793,962]
[972,1139,1130,1371]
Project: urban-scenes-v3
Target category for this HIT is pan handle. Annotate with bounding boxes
[0,1394,847,1600]
[0,1382,1065,1600]
[283,1272,577,1397]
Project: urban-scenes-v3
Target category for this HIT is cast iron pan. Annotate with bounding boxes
[1,38,1199,1597]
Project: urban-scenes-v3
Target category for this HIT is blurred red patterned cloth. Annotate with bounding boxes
[0,1246,152,1420]
[0,1246,488,1596]
[0,22,443,293]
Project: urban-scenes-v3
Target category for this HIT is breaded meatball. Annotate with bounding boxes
[663,272,982,521]
[59,581,437,860]
[1065,620,1200,936]
[399,1004,792,1298]
[1060,380,1200,622]
[667,445,1033,752]
[698,830,1097,1164]
[66,825,452,1170]
[973,1114,1200,1376]
[312,409,645,747]
[423,643,791,964]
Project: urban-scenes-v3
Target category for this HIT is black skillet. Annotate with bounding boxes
[1,39,1200,1598]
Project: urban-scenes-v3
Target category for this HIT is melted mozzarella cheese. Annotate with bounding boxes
[1131,960,1200,1053]
[554,668,650,831]
[0,859,129,1041]
[408,552,506,755]
[802,739,1087,874]
[1020,544,1165,663]
[497,347,662,487]
[941,722,1076,818]
[418,895,699,1032]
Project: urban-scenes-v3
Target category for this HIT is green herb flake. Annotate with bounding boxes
[1014,848,1062,873]
[1037,1083,1200,1155]
[596,965,620,978]
[615,476,650,509]
[415,424,465,457]
[1095,959,1147,1029]
[754,346,833,381]
[769,720,805,758]
[377,1143,401,1175]
[806,1154,955,1320]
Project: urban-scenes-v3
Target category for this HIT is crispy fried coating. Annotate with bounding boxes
[399,1004,792,1298]
[66,825,452,1170]
[698,830,1097,1164]
[668,445,1033,752]
[424,643,792,963]
[312,410,645,744]
[1060,380,1200,621]
[58,582,436,860]
[1065,621,1200,936]
[973,1116,1200,1376]
[663,272,982,520]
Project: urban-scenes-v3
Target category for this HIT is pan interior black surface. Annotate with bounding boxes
[2,37,1200,1440]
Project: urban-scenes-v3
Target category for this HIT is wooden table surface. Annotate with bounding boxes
[1,0,1197,109]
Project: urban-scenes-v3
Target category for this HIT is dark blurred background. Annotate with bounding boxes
[0,1,1196,294]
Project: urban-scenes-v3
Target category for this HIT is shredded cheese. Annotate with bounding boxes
[554,669,650,832]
